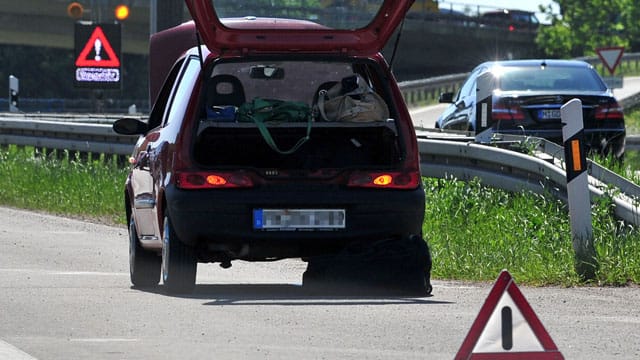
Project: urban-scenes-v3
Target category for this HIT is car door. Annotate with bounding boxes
[439,68,481,131]
[130,57,199,248]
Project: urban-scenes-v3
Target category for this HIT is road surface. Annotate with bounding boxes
[1,207,640,359]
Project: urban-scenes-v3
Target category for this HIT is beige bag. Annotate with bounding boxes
[316,75,389,122]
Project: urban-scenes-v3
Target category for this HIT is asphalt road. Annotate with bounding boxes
[1,206,640,360]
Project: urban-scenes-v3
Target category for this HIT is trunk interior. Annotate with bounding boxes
[193,121,401,169]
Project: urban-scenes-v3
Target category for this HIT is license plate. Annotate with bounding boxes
[253,209,345,231]
[538,109,561,120]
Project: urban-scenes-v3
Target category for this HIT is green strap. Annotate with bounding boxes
[252,114,312,155]
[242,98,312,155]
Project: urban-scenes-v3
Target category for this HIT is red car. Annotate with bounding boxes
[113,0,432,295]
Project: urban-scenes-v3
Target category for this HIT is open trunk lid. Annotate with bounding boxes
[185,0,414,55]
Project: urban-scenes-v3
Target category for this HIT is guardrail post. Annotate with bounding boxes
[561,99,597,280]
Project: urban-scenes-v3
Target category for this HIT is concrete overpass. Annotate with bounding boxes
[0,0,185,55]
[0,0,541,79]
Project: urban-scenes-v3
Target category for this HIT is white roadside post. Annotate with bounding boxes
[561,99,597,280]
[474,72,496,143]
[9,75,19,113]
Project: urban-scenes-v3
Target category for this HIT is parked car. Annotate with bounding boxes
[480,9,540,32]
[113,0,432,295]
[436,59,626,158]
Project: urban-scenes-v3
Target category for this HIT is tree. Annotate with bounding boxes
[536,0,638,58]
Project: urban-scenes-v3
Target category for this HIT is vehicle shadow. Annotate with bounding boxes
[133,283,453,306]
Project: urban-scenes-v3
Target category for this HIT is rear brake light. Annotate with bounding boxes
[595,101,624,120]
[176,171,253,189]
[492,99,525,121]
[347,171,420,189]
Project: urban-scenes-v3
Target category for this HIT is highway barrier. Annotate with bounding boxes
[1,111,639,227]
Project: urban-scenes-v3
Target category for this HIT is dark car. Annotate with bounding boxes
[436,59,626,158]
[112,0,432,295]
[480,9,540,32]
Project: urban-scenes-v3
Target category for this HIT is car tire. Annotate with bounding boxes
[396,235,433,296]
[129,218,161,287]
[162,215,197,294]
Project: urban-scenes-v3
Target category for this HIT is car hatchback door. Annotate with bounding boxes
[185,0,414,56]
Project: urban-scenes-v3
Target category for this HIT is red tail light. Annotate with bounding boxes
[492,98,525,121]
[347,171,420,189]
[595,101,624,120]
[176,171,253,189]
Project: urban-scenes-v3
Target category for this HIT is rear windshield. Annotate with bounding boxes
[496,66,607,92]
[207,60,371,106]
[211,0,385,30]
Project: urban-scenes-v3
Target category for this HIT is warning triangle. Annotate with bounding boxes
[75,26,120,68]
[596,46,624,75]
[455,270,564,360]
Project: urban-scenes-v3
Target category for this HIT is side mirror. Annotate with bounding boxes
[438,92,454,104]
[113,118,148,135]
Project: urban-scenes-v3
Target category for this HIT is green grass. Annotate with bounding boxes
[423,177,640,286]
[1,145,640,286]
[0,146,128,224]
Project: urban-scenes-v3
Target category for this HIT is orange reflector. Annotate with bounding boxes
[373,174,393,186]
[571,139,582,172]
[206,175,227,186]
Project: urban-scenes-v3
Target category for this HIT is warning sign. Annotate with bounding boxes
[596,46,624,75]
[455,270,564,359]
[74,23,122,89]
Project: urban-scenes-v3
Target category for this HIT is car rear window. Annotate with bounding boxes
[497,66,607,92]
[209,60,360,106]
[211,0,385,30]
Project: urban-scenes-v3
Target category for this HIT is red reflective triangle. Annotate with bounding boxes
[75,26,120,68]
[455,270,564,360]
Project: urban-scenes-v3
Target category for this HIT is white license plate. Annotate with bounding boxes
[538,109,561,120]
[253,209,345,231]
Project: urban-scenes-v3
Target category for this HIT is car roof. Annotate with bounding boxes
[184,0,413,56]
[477,59,593,71]
[482,9,535,16]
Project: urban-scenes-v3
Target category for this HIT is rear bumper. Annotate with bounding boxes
[165,183,426,257]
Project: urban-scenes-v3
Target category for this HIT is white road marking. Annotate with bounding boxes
[0,339,37,360]
[0,269,127,276]
[70,338,139,343]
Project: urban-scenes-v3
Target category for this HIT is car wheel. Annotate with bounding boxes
[161,215,197,294]
[129,217,161,287]
[396,235,433,296]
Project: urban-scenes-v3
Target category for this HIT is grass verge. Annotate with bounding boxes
[423,177,640,286]
[0,146,128,225]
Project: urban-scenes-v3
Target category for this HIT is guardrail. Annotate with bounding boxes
[418,131,640,226]
[1,113,640,224]
[0,113,138,156]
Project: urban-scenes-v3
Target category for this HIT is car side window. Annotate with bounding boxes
[147,59,185,131]
[457,68,481,101]
[163,57,201,128]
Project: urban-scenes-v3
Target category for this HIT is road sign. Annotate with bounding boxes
[74,23,122,89]
[596,46,624,75]
[455,270,564,359]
